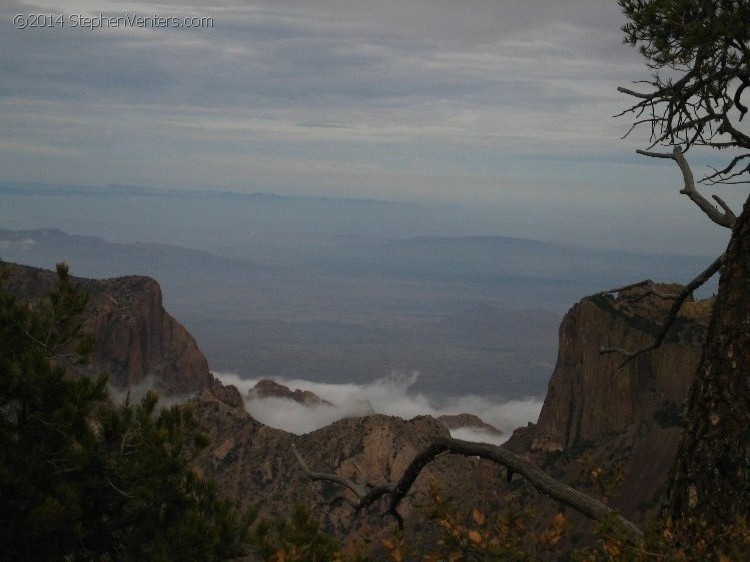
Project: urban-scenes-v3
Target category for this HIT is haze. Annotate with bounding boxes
[0,1,737,435]
[1,0,743,255]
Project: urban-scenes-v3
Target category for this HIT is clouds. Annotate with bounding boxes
[3,0,738,254]
[214,371,543,444]
[2,1,641,187]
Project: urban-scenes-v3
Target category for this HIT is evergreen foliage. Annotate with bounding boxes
[618,0,750,183]
[254,504,342,562]
[0,263,254,560]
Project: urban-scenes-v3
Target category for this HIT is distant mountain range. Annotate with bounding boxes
[0,225,716,399]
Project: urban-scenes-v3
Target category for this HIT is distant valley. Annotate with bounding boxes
[0,226,713,402]
[0,183,717,401]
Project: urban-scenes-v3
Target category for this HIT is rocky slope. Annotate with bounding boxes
[162,275,712,550]
[3,262,212,394]
[187,281,711,555]
[190,379,511,557]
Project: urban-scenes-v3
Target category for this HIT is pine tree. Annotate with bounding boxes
[0,263,255,560]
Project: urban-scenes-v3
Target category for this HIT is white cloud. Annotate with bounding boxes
[213,371,543,442]
[449,427,507,447]
[109,374,197,409]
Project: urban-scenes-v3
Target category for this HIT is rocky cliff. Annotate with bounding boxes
[3,262,212,394]
[507,283,711,522]
[532,283,709,453]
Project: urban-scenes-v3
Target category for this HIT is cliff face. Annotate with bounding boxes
[508,283,711,523]
[3,262,212,394]
[78,274,212,393]
[533,284,710,453]
[189,281,713,549]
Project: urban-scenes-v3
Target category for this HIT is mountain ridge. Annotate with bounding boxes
[1,259,712,555]
[2,261,213,394]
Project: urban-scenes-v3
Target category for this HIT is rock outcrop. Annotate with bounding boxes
[507,283,711,523]
[247,379,332,406]
[190,379,509,557]
[532,283,710,453]
[3,262,212,394]
[437,413,503,437]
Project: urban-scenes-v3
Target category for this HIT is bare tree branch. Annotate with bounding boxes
[617,44,750,185]
[617,85,658,100]
[637,147,737,228]
[595,279,680,303]
[595,279,654,295]
[292,444,377,502]
[600,253,724,367]
[293,438,644,543]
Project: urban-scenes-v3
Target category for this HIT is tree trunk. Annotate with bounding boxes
[664,194,750,542]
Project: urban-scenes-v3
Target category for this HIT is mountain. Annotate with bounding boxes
[2,258,712,555]
[0,227,561,399]
[0,227,261,289]
[311,234,714,291]
[2,262,212,394]
[186,282,710,555]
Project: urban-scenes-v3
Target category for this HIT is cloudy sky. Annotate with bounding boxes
[1,0,743,253]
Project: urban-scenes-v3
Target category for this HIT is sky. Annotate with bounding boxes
[1,0,745,254]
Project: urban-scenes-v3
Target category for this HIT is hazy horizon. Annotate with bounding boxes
[2,1,745,256]
[0,179,736,258]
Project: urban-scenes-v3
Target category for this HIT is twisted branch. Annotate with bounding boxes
[637,147,737,228]
[600,253,725,367]
[594,279,679,303]
[293,437,644,543]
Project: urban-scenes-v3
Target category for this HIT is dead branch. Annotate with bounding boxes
[637,147,737,228]
[292,444,379,502]
[595,279,654,296]
[293,437,644,543]
[600,253,725,367]
[595,279,680,303]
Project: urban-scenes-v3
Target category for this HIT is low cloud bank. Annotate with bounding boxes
[213,371,543,443]
[109,375,196,409]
